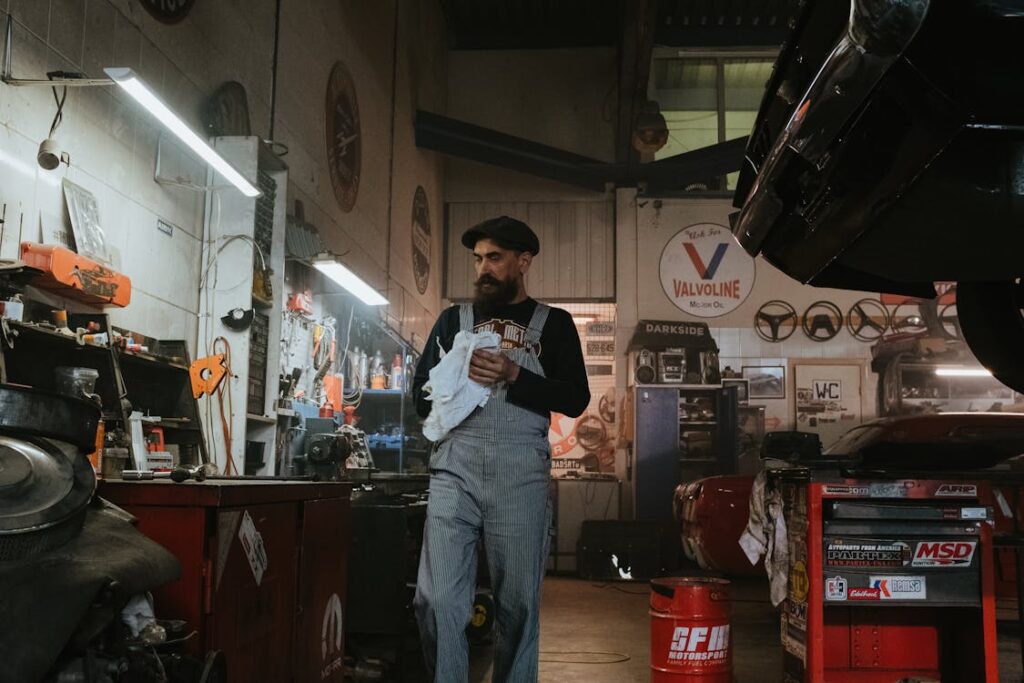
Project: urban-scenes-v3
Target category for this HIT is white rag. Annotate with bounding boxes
[422,330,502,442]
[738,459,791,607]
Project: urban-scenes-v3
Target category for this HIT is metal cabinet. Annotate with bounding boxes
[633,385,738,522]
[99,480,351,683]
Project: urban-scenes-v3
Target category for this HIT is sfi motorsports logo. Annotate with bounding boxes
[912,541,977,567]
[659,224,755,318]
[667,625,730,666]
[321,593,344,678]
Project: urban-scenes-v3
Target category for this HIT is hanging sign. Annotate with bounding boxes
[659,223,755,318]
[411,186,431,294]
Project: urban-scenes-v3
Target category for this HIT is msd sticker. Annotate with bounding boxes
[912,541,977,567]
[870,576,927,600]
[825,576,847,601]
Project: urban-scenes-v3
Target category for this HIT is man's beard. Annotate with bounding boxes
[474,274,518,315]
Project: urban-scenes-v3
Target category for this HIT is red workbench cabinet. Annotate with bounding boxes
[99,480,351,683]
[773,474,999,683]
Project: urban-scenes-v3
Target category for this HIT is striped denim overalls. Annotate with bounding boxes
[415,302,553,682]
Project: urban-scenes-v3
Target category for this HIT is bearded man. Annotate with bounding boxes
[411,216,590,682]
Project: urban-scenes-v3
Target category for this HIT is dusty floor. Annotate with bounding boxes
[465,575,1024,682]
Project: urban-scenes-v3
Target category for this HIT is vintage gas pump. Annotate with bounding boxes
[774,471,998,682]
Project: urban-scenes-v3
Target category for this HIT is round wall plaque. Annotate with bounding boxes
[325,61,361,213]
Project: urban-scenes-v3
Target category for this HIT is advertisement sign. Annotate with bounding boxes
[659,224,755,318]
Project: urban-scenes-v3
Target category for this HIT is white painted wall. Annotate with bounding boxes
[0,0,447,360]
[616,194,882,432]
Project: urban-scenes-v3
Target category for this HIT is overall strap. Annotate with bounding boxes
[459,303,474,332]
[525,303,550,346]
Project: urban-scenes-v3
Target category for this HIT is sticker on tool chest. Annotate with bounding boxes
[826,540,912,568]
[848,587,881,601]
[238,509,268,586]
[869,576,927,599]
[911,541,976,567]
[825,576,848,601]
[935,484,978,497]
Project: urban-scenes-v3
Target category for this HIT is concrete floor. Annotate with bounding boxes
[467,575,1024,682]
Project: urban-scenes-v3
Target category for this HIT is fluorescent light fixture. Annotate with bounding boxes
[935,367,992,378]
[312,255,388,306]
[104,67,260,198]
[572,315,596,325]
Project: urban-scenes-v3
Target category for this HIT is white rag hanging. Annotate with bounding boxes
[739,460,791,607]
[421,330,502,442]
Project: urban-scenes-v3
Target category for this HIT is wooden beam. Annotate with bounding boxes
[615,0,659,165]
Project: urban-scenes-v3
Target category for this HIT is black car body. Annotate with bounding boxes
[731,0,1024,389]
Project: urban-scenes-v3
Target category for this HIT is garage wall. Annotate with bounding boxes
[446,200,615,301]
[0,0,446,355]
[445,46,617,204]
[616,192,882,432]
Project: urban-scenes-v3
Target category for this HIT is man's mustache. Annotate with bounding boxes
[476,275,501,286]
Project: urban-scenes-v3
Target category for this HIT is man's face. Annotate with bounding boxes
[472,238,530,310]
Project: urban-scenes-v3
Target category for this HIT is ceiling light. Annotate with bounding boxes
[572,315,596,325]
[935,368,992,378]
[312,255,388,306]
[104,67,260,198]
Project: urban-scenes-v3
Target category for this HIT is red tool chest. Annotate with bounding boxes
[773,473,998,682]
[99,480,351,682]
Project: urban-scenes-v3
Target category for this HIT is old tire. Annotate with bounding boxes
[956,280,1024,393]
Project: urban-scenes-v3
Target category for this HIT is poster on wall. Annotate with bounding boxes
[550,317,617,478]
[659,223,755,318]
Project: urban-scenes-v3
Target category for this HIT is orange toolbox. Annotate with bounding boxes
[20,242,131,308]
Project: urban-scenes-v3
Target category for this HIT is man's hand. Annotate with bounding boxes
[469,349,520,386]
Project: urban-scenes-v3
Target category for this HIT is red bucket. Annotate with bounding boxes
[650,577,731,681]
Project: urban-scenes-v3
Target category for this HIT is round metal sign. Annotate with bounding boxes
[411,186,431,295]
[755,300,798,342]
[138,0,195,24]
[325,61,361,213]
[658,223,755,318]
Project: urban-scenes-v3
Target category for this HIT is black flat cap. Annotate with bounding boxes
[461,216,540,255]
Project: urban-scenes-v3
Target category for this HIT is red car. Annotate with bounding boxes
[675,413,1024,585]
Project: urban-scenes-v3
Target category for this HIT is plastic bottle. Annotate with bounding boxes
[369,350,385,390]
[391,353,404,391]
[349,347,362,388]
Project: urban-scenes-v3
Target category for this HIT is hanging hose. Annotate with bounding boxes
[213,336,236,476]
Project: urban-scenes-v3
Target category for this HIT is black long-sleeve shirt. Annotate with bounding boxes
[413,299,590,420]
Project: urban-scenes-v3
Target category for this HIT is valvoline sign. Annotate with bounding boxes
[911,541,977,567]
[659,224,755,318]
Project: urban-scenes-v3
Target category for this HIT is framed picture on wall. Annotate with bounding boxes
[742,365,786,399]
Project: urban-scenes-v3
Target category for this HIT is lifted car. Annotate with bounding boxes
[731,0,1024,391]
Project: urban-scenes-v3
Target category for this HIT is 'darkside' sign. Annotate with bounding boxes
[628,320,718,351]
